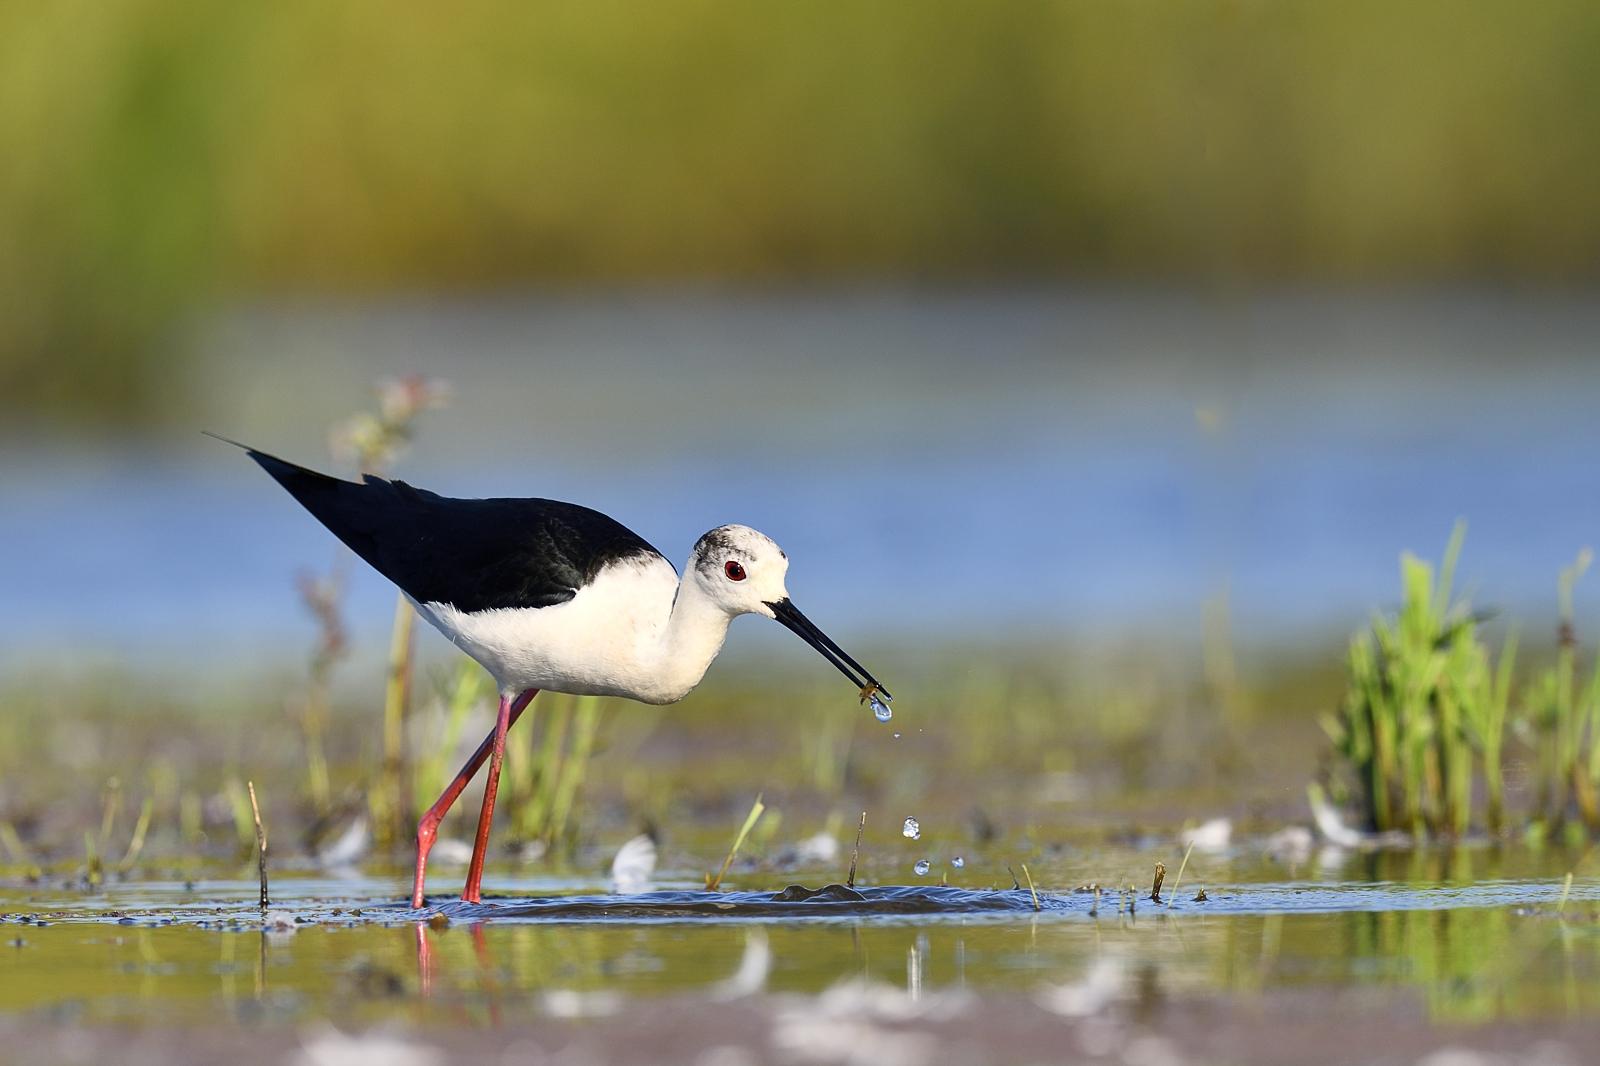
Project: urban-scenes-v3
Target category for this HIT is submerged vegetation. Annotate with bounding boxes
[1325,527,1600,839]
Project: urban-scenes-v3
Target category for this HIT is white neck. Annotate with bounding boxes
[647,575,735,703]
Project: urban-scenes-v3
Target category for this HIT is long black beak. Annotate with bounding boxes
[766,598,892,702]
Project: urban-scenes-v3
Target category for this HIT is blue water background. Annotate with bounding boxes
[4,288,1598,671]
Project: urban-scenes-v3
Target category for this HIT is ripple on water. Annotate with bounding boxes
[424,884,1070,923]
[4,873,1595,929]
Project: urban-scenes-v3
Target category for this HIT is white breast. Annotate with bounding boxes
[412,554,685,702]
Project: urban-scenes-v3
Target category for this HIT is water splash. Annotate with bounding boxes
[902,817,921,840]
[914,859,931,876]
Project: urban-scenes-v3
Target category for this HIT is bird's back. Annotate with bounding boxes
[245,448,666,613]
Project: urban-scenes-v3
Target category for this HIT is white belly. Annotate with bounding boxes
[411,555,688,703]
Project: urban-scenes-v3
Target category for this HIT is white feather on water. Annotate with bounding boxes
[610,833,658,895]
[1179,817,1232,852]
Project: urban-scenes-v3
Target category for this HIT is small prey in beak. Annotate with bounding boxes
[765,598,893,719]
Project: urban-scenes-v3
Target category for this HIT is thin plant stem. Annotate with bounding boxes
[380,593,415,844]
[546,696,602,847]
[247,781,268,910]
[846,810,866,888]
[1164,841,1196,907]
[117,797,155,873]
[707,795,765,891]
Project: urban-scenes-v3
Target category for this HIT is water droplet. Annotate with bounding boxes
[892,732,901,739]
[913,859,931,876]
[870,695,892,722]
[902,817,921,840]
[952,856,965,869]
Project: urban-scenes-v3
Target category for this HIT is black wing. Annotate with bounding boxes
[239,446,666,612]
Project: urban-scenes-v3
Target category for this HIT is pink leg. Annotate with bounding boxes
[415,922,433,998]
[462,689,532,903]
[411,688,537,908]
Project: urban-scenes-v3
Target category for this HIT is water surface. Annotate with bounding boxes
[4,845,1595,1027]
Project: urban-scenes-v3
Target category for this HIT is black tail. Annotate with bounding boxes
[209,433,404,586]
[212,431,666,613]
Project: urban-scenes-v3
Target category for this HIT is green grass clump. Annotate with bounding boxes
[1324,524,1515,836]
[504,693,606,854]
[411,657,494,825]
[1324,531,1600,840]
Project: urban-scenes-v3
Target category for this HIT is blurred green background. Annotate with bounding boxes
[6,0,1600,425]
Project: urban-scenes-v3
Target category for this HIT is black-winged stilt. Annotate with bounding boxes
[220,441,892,907]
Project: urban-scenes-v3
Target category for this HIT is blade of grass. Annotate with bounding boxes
[380,593,415,845]
[846,810,866,888]
[545,695,602,847]
[1163,841,1196,907]
[247,781,269,910]
[97,777,121,852]
[83,830,102,889]
[520,696,573,840]
[116,797,155,873]
[417,658,491,820]
[707,794,765,891]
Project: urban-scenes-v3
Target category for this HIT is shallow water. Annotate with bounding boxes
[4,845,1597,1028]
[8,289,1600,663]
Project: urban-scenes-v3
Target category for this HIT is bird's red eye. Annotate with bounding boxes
[725,561,746,581]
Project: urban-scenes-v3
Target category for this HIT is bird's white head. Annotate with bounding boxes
[685,523,893,707]
[687,524,790,617]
